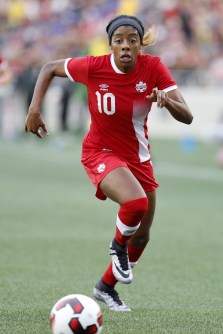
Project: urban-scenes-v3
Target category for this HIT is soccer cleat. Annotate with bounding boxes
[109,239,133,284]
[93,286,131,312]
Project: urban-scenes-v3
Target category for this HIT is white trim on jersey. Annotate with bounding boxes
[132,83,177,162]
[133,120,150,162]
[64,58,74,81]
[110,54,125,74]
[163,84,178,92]
[116,215,140,236]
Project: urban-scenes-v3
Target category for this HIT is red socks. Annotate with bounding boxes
[102,197,148,286]
[102,243,146,286]
[102,262,117,286]
[114,197,148,245]
[128,242,145,267]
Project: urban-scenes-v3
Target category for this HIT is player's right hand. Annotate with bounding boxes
[25,111,49,138]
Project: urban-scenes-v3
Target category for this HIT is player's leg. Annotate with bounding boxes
[93,167,148,310]
[128,190,156,267]
[101,166,148,283]
[101,166,148,250]
[97,191,156,292]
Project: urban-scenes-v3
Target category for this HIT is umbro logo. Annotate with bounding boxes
[99,84,109,91]
[102,148,112,152]
[135,81,147,92]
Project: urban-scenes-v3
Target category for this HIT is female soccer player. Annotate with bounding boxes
[25,15,193,311]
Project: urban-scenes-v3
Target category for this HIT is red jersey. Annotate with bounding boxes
[65,54,177,163]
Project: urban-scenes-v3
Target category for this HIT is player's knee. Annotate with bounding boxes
[136,197,148,217]
[124,197,148,222]
[117,197,148,237]
[119,197,148,226]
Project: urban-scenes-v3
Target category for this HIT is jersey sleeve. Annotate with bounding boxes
[64,56,91,85]
[155,59,177,92]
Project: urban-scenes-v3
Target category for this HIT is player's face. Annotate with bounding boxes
[111,25,141,73]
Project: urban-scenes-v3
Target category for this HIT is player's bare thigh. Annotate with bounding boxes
[99,166,146,204]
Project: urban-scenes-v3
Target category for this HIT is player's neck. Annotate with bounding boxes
[110,54,138,74]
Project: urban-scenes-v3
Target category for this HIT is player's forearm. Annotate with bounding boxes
[165,98,193,124]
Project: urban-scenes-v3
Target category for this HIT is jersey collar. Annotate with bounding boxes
[110,54,125,74]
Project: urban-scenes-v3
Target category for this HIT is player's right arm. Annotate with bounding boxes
[25,59,67,138]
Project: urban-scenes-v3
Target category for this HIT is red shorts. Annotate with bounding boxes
[81,150,159,200]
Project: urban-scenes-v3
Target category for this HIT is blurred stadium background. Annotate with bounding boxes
[0,0,223,147]
[1,1,223,334]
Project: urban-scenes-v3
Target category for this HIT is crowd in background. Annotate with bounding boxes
[1,0,223,86]
[0,0,223,142]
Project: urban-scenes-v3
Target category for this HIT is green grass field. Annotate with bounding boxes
[1,135,223,334]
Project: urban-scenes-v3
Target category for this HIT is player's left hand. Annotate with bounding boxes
[146,88,169,108]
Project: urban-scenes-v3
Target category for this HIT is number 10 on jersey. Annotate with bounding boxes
[95,91,115,115]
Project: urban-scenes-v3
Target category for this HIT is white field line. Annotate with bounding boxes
[155,162,223,183]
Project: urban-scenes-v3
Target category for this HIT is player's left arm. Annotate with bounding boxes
[147,88,193,124]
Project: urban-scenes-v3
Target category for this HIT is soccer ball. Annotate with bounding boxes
[50,294,103,334]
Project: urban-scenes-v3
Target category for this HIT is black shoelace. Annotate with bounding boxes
[116,249,129,271]
[108,289,123,305]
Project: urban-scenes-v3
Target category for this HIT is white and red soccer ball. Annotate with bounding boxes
[50,294,103,334]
